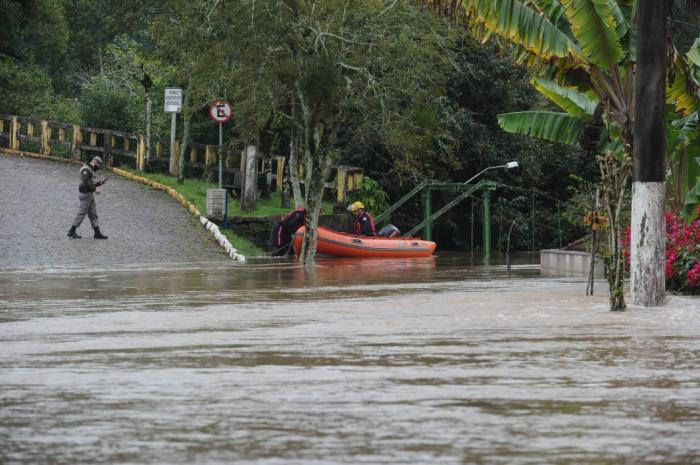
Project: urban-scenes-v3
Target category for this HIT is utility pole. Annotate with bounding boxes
[631,0,668,306]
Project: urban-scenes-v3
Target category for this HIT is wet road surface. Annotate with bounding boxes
[1,255,699,465]
[0,154,229,270]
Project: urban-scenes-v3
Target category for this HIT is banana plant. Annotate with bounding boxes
[427,0,699,182]
[426,0,700,310]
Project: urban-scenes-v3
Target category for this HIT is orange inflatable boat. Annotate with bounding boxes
[292,226,436,258]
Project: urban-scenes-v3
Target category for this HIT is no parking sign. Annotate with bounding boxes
[209,99,233,189]
[209,99,233,123]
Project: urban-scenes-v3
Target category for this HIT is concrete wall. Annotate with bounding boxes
[540,249,604,278]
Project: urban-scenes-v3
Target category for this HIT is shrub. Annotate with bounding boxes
[79,76,142,132]
[623,207,700,293]
[346,177,390,222]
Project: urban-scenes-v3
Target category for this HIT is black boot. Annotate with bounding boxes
[67,226,82,239]
[93,227,108,239]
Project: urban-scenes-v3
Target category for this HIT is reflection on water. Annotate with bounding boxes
[1,253,699,465]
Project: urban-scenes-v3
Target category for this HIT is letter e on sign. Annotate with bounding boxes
[209,99,233,123]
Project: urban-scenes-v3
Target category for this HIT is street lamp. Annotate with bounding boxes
[462,160,519,185]
[402,160,520,238]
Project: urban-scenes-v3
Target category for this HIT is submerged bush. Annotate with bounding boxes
[624,208,700,294]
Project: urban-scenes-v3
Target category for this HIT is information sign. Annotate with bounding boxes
[164,88,182,113]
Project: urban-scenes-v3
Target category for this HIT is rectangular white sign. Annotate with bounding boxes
[164,88,182,113]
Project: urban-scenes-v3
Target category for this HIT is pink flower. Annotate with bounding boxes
[666,252,678,279]
[686,263,700,288]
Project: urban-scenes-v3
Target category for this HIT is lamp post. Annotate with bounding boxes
[404,161,519,243]
[463,161,519,186]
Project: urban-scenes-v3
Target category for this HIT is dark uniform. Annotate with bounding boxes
[271,208,307,255]
[353,211,377,236]
[68,157,108,239]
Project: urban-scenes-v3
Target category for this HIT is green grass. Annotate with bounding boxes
[118,167,333,257]
[119,167,333,217]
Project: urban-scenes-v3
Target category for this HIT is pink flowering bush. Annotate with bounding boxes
[623,207,700,294]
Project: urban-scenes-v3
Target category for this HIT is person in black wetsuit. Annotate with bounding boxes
[271,208,307,255]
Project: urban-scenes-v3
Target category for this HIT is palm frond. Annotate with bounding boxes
[498,110,583,145]
[480,0,583,61]
[560,0,624,70]
[426,0,583,62]
[668,61,700,116]
[532,76,597,115]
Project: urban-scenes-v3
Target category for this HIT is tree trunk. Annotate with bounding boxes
[300,144,332,267]
[145,90,152,171]
[599,151,632,311]
[177,80,192,184]
[631,0,668,306]
[289,99,304,208]
[178,114,190,184]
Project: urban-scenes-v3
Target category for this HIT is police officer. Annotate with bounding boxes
[347,201,376,236]
[67,156,108,239]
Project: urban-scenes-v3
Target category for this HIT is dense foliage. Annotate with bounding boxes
[5,0,695,255]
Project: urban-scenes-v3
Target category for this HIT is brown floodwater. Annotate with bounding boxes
[1,254,699,464]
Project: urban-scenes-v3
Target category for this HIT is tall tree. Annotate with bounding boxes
[631,0,669,306]
[227,0,457,266]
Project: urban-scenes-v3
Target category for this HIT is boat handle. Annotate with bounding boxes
[352,239,363,244]
[412,242,419,246]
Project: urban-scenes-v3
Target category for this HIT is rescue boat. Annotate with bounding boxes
[292,226,436,258]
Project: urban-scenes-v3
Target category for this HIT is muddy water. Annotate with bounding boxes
[1,255,699,465]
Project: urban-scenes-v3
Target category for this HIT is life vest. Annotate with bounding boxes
[354,211,376,236]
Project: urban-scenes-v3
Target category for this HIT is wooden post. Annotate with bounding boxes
[204,145,216,182]
[353,171,363,190]
[123,136,130,153]
[241,145,258,211]
[9,116,19,151]
[90,132,97,147]
[40,121,50,155]
[276,156,286,192]
[190,146,197,162]
[58,127,66,142]
[104,130,113,166]
[336,167,347,204]
[156,142,163,159]
[71,125,82,160]
[27,121,34,137]
[0,118,4,134]
[168,112,177,177]
[172,140,180,176]
[137,135,146,170]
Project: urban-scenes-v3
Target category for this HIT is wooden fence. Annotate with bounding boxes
[0,113,363,203]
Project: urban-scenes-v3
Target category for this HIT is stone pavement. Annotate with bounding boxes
[0,155,231,270]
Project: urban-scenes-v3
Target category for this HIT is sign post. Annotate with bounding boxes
[164,88,182,176]
[208,99,234,188]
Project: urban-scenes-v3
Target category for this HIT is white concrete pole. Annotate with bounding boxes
[169,112,177,176]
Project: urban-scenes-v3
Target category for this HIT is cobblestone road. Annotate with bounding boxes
[0,155,230,270]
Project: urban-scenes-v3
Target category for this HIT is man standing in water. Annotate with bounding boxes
[271,207,307,255]
[67,156,108,239]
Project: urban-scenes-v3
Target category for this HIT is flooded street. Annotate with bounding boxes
[1,255,699,465]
